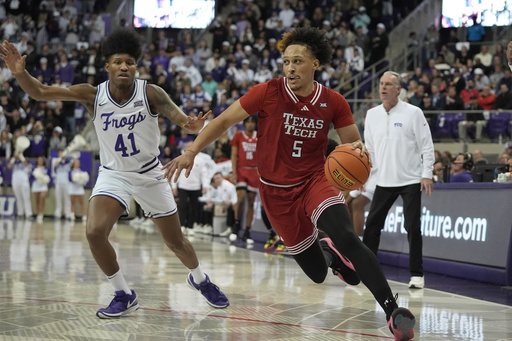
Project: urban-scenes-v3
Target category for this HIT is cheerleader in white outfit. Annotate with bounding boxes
[31,156,50,223]
[7,151,33,218]
[52,150,72,220]
[69,158,88,221]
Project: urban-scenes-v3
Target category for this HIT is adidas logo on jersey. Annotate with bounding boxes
[301,105,309,111]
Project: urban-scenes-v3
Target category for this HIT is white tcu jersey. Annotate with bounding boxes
[93,79,160,172]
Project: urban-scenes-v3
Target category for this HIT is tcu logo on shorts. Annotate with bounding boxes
[332,169,355,188]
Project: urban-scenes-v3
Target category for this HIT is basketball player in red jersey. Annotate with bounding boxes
[164,27,415,340]
[229,116,259,244]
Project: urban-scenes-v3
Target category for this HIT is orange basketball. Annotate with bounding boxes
[324,145,370,191]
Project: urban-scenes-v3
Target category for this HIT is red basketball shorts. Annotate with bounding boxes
[259,171,346,255]
[236,167,259,192]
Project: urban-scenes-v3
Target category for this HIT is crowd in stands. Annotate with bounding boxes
[0,0,428,163]
[400,22,512,143]
[0,0,511,223]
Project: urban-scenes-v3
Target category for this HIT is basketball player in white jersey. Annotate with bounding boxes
[0,28,229,318]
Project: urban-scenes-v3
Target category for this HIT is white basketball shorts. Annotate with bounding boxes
[91,166,177,218]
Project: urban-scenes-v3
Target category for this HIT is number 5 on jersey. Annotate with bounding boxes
[115,132,140,157]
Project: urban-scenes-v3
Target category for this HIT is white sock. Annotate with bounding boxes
[107,269,132,295]
[189,265,207,284]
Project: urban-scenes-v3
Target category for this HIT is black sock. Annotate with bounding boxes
[233,220,241,233]
[379,294,398,321]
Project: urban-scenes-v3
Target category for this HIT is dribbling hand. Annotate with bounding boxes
[349,140,372,168]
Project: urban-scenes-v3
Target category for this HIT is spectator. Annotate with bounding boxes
[183,58,203,88]
[455,45,472,66]
[489,64,505,85]
[192,84,212,110]
[0,129,10,159]
[209,19,228,52]
[504,141,512,158]
[214,93,230,117]
[473,68,489,91]
[493,43,508,67]
[459,95,485,142]
[28,120,46,157]
[473,45,492,68]
[55,53,75,86]
[430,83,446,110]
[200,172,238,236]
[477,85,496,110]
[85,13,105,45]
[23,41,38,73]
[466,15,485,48]
[420,94,437,131]
[172,142,211,236]
[368,23,389,70]
[48,126,66,152]
[445,85,464,110]
[498,69,512,91]
[278,2,295,29]
[265,10,280,31]
[472,149,488,165]
[195,39,212,73]
[201,72,218,98]
[499,152,509,164]
[153,48,170,73]
[34,57,53,85]
[234,59,254,86]
[432,160,445,182]
[253,61,273,83]
[450,153,474,182]
[439,44,455,65]
[460,78,479,104]
[493,84,512,110]
[409,84,425,107]
[350,6,371,33]
[354,26,371,58]
[169,49,185,72]
[347,46,365,73]
[423,24,439,62]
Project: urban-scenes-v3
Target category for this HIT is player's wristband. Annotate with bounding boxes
[185,149,196,155]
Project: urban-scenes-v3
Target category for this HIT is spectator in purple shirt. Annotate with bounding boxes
[33,57,53,84]
[55,53,75,86]
[153,48,170,74]
[28,120,46,157]
[449,153,474,183]
[174,129,195,154]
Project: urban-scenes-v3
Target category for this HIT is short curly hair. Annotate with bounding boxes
[279,27,332,65]
[101,28,143,62]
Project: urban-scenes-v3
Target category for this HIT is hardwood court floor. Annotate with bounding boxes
[0,218,511,340]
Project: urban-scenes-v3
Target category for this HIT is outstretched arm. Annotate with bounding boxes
[146,84,207,133]
[162,99,250,182]
[0,40,96,109]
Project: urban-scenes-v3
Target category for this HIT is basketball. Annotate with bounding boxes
[325,145,371,191]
